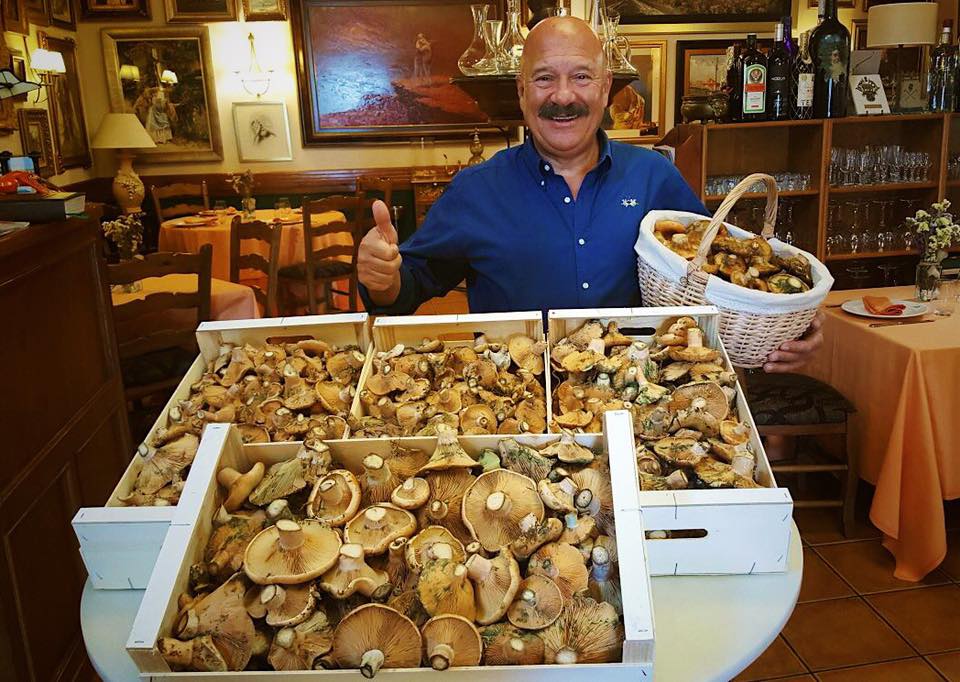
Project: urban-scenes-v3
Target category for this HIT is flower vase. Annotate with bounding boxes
[458,4,490,76]
[915,260,941,301]
[242,195,256,220]
[114,245,142,294]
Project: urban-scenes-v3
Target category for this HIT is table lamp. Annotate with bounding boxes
[90,113,157,214]
[866,2,938,112]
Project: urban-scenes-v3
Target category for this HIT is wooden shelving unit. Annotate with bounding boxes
[661,113,957,289]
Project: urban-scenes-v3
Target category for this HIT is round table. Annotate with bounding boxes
[81,524,802,681]
[158,208,347,281]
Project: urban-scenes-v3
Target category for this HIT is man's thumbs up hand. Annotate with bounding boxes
[372,199,398,245]
[358,199,402,301]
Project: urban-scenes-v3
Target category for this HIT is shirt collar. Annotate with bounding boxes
[520,129,614,178]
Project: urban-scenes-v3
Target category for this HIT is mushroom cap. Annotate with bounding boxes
[652,437,707,469]
[527,542,589,601]
[248,457,310,507]
[237,424,271,444]
[307,469,361,526]
[315,381,353,414]
[480,623,545,665]
[390,477,430,510]
[332,604,422,676]
[566,320,604,349]
[418,427,479,473]
[465,547,522,625]
[264,582,316,628]
[507,574,564,630]
[720,419,751,445]
[365,371,413,397]
[244,519,342,585]
[318,543,392,600]
[267,609,334,671]
[540,432,595,465]
[540,594,622,664]
[462,469,545,553]
[219,462,265,513]
[507,334,546,375]
[510,515,564,560]
[406,526,467,571]
[514,397,547,434]
[173,573,254,671]
[421,614,483,670]
[417,560,476,620]
[344,504,417,555]
[497,438,554,482]
[552,409,593,429]
[602,321,634,348]
[460,403,498,435]
[669,381,730,420]
[667,344,721,363]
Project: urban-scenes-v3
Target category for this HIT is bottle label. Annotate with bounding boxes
[797,73,814,106]
[743,64,767,113]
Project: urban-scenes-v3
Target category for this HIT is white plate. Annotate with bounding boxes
[840,298,928,319]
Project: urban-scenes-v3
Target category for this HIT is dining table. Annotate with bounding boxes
[803,285,960,581]
[158,208,348,282]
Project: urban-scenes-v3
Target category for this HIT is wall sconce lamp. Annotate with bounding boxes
[234,32,272,98]
[119,64,141,82]
[159,69,178,86]
[29,48,65,103]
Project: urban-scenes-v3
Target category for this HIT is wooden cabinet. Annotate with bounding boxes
[663,113,960,289]
[411,169,458,228]
[0,217,131,681]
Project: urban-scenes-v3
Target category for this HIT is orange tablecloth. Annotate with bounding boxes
[111,274,259,339]
[803,285,960,581]
[158,208,347,281]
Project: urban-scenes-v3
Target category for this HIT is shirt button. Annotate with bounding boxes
[578,238,585,245]
[544,164,551,171]
[564,197,571,204]
[582,282,589,290]
[540,180,545,187]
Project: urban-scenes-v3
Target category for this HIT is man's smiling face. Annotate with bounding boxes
[517,18,612,164]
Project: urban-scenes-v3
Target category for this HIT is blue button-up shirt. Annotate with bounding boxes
[360,131,707,315]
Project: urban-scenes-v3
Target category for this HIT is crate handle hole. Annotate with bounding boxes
[265,334,315,344]
[436,332,479,342]
[645,529,708,540]
[619,326,657,336]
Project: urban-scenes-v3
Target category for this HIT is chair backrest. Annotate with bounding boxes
[356,175,394,207]
[301,194,372,271]
[107,244,213,361]
[229,216,281,317]
[151,181,210,220]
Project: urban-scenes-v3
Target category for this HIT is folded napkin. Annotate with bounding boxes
[863,295,906,316]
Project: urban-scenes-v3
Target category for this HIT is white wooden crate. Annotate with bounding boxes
[352,312,551,431]
[74,314,369,590]
[127,426,655,679]
[555,308,793,576]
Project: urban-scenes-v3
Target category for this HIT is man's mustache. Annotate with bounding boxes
[538,102,589,119]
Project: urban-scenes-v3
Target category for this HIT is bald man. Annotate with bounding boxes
[357,17,821,372]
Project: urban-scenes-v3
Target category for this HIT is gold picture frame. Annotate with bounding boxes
[39,33,91,170]
[242,0,286,20]
[3,0,29,34]
[102,26,223,163]
[603,38,667,145]
[163,0,236,22]
[18,108,57,177]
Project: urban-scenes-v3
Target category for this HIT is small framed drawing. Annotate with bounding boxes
[233,101,292,162]
[242,0,285,20]
[17,108,57,177]
[850,75,890,115]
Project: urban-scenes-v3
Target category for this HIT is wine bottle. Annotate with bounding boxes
[727,42,743,122]
[809,0,850,118]
[792,31,815,120]
[740,33,768,122]
[782,14,796,60]
[768,23,791,120]
[816,0,825,25]
[929,20,957,112]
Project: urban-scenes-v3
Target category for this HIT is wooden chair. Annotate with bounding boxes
[107,244,213,405]
[229,216,281,318]
[278,195,370,315]
[741,371,858,536]
[356,175,394,207]
[150,181,210,221]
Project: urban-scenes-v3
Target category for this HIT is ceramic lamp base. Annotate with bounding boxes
[113,152,145,214]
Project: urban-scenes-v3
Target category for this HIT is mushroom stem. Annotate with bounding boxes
[318,478,345,505]
[465,553,493,581]
[359,649,385,679]
[520,587,537,606]
[555,647,579,665]
[686,327,705,350]
[275,627,295,648]
[429,643,455,671]
[485,491,512,514]
[362,455,390,487]
[427,500,449,521]
[426,542,453,561]
[175,608,200,639]
[276,520,305,551]
[518,513,538,533]
[363,506,388,530]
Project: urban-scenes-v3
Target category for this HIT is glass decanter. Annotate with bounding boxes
[474,19,504,74]
[458,4,491,76]
[603,12,636,74]
[499,0,525,74]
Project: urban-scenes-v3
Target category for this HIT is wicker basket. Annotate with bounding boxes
[635,173,833,368]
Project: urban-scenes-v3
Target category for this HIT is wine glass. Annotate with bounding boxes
[214,200,227,212]
[275,197,292,220]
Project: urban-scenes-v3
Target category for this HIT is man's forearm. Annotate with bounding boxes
[366,273,402,307]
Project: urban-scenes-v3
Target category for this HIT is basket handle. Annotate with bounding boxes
[689,173,779,274]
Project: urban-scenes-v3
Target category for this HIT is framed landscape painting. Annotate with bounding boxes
[18,108,56,177]
[243,0,285,20]
[79,0,150,20]
[603,39,666,144]
[611,0,790,24]
[164,0,236,22]
[290,0,504,143]
[40,33,90,169]
[233,101,292,161]
[102,27,223,162]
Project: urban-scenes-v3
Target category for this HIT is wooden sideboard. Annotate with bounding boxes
[0,217,131,680]
[411,168,459,228]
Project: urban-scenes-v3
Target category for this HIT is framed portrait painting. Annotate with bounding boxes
[39,34,90,169]
[79,0,150,20]
[243,0,285,20]
[50,0,75,29]
[290,0,507,143]
[611,0,789,25]
[233,101,293,161]
[164,0,236,22]
[3,0,28,34]
[603,39,666,144]
[18,109,56,177]
[102,27,223,163]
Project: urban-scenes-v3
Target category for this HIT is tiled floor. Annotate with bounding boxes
[734,493,960,682]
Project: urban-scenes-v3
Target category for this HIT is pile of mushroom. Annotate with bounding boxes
[160,427,624,674]
[551,318,762,490]
[121,339,365,507]
[653,218,813,293]
[351,335,548,437]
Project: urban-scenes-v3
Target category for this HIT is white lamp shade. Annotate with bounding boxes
[119,64,141,81]
[91,113,157,150]
[867,2,939,48]
[30,48,66,74]
[159,69,178,85]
